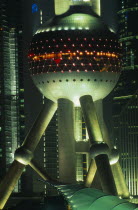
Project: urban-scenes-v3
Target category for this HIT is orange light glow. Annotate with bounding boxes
[100,66,110,72]
[97,52,117,57]
[29,51,118,61]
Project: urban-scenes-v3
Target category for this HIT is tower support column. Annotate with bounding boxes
[92,0,101,16]
[95,154,116,195]
[80,95,103,144]
[85,159,96,187]
[58,99,76,183]
[80,95,117,195]
[95,99,130,198]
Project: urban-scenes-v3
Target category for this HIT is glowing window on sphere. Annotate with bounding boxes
[72,0,90,1]
[32,4,38,13]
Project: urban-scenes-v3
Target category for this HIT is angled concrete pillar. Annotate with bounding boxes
[95,154,116,195]
[80,96,103,144]
[85,159,97,187]
[0,100,57,209]
[94,99,130,198]
[80,95,117,195]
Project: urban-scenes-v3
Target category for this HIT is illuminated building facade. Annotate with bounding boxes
[0,0,25,192]
[112,0,138,197]
[118,0,138,71]
[114,90,138,196]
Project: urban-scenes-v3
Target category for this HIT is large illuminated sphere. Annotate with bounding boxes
[28,6,121,105]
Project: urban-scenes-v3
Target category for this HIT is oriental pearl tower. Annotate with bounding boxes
[0,0,131,209]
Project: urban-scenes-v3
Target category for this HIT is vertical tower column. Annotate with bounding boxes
[58,99,76,183]
[92,0,101,16]
[94,100,112,147]
[54,0,70,15]
[54,0,101,16]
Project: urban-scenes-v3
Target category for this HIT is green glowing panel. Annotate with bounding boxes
[70,188,105,210]
[51,184,138,210]
[88,195,127,210]
[113,202,138,210]
[56,185,138,210]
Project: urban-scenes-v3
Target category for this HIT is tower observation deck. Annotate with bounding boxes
[28,6,121,105]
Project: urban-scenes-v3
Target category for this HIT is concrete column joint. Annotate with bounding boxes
[14,146,34,165]
[90,142,109,159]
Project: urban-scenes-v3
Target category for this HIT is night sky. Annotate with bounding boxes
[101,0,119,32]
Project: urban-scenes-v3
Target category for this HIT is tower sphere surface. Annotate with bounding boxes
[28,6,121,105]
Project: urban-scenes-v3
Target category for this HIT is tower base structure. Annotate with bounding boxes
[0,95,130,209]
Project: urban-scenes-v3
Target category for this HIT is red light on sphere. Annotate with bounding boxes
[54,58,62,64]
[28,53,34,57]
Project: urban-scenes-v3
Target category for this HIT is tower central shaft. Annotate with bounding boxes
[54,0,101,16]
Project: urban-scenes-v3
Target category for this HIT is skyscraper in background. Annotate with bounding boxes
[111,0,138,197]
[0,0,25,193]
[118,0,138,72]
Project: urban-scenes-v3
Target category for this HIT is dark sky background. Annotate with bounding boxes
[23,0,55,133]
[23,0,119,133]
[101,0,119,32]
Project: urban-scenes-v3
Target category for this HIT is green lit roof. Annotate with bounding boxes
[54,184,138,210]
[35,7,110,35]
